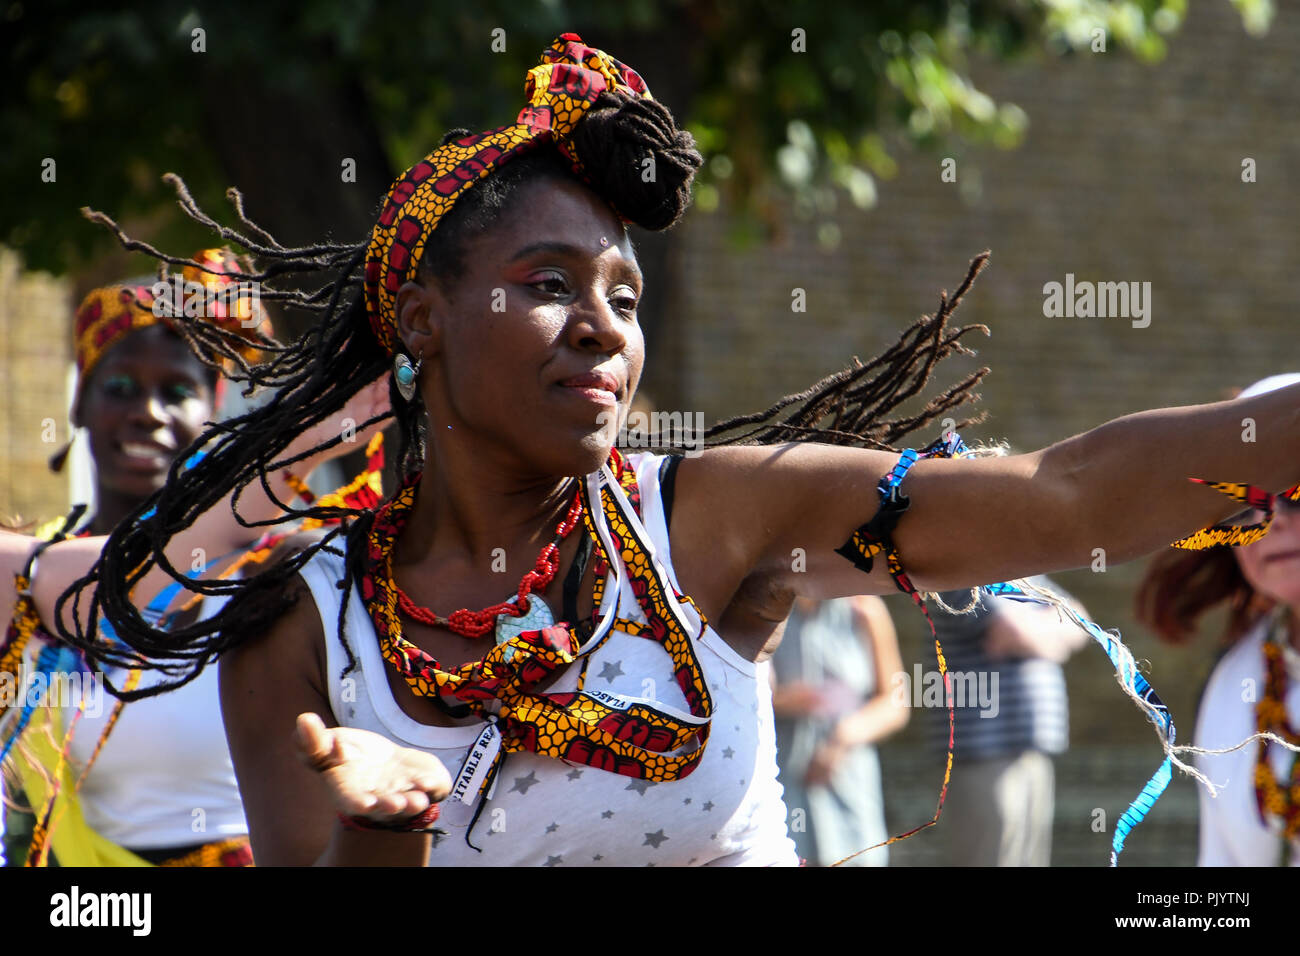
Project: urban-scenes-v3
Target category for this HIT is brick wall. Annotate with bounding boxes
[667,2,1297,864]
[0,247,73,527]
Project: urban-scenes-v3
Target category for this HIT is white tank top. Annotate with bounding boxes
[59,595,248,850]
[1194,618,1300,866]
[299,452,798,866]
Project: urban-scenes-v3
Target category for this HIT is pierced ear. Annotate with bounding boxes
[395,278,449,360]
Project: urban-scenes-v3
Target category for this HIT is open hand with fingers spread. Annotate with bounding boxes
[295,712,451,826]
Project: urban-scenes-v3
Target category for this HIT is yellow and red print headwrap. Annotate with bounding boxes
[73,248,270,388]
[362,33,652,355]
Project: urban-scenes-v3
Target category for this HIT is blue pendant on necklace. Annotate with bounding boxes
[495,592,555,646]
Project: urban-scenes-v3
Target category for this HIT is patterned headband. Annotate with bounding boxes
[74,248,270,390]
[362,32,651,355]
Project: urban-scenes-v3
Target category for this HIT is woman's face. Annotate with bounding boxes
[76,324,216,502]
[419,175,645,478]
[1234,500,1300,611]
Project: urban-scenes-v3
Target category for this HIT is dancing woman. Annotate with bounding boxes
[47,35,1300,866]
[0,253,382,866]
[771,595,907,867]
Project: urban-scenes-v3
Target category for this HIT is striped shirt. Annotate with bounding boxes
[925,577,1070,759]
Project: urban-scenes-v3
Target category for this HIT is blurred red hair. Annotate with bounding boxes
[1136,546,1273,646]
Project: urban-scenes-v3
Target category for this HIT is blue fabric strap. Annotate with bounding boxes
[977,578,1175,865]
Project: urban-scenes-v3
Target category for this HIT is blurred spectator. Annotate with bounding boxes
[771,595,907,866]
[929,575,1088,866]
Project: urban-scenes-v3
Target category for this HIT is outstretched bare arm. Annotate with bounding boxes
[676,384,1300,602]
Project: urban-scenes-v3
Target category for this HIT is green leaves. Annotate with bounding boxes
[1,0,1273,271]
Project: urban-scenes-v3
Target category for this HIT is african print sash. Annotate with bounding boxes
[153,837,253,867]
[363,449,713,807]
[1170,479,1300,550]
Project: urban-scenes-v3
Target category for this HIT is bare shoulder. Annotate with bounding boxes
[659,445,902,660]
[222,568,329,704]
[263,527,336,567]
[219,571,339,865]
[668,443,900,598]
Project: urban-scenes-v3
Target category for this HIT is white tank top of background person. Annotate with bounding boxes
[51,594,248,850]
[1194,616,1300,866]
[26,378,273,852]
[299,452,800,866]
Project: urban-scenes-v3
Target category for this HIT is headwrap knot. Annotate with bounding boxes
[363,33,652,355]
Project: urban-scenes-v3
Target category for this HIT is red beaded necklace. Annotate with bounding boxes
[391,480,585,638]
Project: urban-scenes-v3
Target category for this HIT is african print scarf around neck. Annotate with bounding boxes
[359,449,714,805]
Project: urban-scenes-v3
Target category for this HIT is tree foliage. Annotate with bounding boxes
[0,0,1272,271]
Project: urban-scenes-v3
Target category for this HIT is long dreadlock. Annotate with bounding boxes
[53,97,990,700]
[698,255,990,451]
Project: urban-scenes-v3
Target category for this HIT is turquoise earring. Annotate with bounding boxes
[393,353,422,402]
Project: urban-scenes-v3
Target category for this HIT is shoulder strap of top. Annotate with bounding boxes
[561,533,593,624]
[657,454,684,531]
